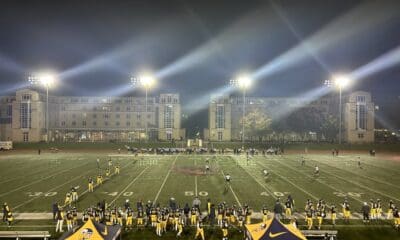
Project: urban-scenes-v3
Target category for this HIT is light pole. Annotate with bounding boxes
[325,75,350,144]
[230,76,251,149]
[131,75,156,141]
[29,73,55,143]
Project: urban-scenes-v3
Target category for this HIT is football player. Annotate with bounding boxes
[195,220,205,240]
[115,164,120,175]
[66,210,73,231]
[330,204,337,226]
[387,200,395,220]
[88,177,94,192]
[222,220,229,240]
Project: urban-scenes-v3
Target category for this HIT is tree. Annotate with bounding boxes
[241,108,272,141]
[320,114,338,142]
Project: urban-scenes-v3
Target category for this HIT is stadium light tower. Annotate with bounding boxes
[28,72,56,143]
[324,74,350,144]
[230,75,252,148]
[131,74,156,141]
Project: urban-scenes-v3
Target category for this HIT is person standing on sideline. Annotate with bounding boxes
[3,202,10,222]
[273,199,283,220]
[52,202,59,221]
[55,208,65,232]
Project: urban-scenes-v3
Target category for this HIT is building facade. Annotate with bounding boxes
[0,89,185,142]
[205,91,375,143]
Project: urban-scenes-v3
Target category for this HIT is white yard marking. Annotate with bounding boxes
[0,161,89,198]
[269,157,364,204]
[109,166,150,205]
[14,174,85,210]
[216,157,242,207]
[79,160,133,196]
[308,156,400,190]
[14,160,133,210]
[153,155,179,204]
[298,157,400,202]
[194,158,198,196]
[232,156,276,200]
[253,158,319,201]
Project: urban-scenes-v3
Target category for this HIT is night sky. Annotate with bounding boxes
[1,0,399,134]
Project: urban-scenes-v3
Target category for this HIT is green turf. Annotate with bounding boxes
[0,152,400,239]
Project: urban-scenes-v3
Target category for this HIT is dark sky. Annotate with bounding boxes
[1,0,400,133]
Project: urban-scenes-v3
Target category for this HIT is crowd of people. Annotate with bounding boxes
[46,194,400,238]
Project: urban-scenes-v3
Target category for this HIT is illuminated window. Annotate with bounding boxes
[20,102,31,129]
[164,105,173,128]
[216,105,225,128]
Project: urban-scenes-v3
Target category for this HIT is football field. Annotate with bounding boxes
[1,151,399,218]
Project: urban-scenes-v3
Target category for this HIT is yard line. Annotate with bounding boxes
[14,160,134,210]
[307,156,400,190]
[153,155,179,204]
[268,157,364,204]
[297,157,400,202]
[14,172,88,210]
[194,158,198,196]
[0,161,89,197]
[109,166,150,205]
[0,161,58,185]
[253,157,319,201]
[230,156,276,200]
[216,157,242,208]
[79,160,134,197]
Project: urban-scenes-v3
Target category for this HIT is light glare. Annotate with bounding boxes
[333,75,350,88]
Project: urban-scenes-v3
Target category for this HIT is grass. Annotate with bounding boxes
[0,151,399,239]
[11,141,400,153]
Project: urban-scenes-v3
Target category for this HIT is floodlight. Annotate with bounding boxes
[333,75,350,88]
[39,74,55,87]
[140,75,155,88]
[237,76,251,89]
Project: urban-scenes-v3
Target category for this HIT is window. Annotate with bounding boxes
[104,121,108,126]
[61,121,65,127]
[61,105,66,111]
[137,114,141,120]
[167,95,172,103]
[126,122,131,127]
[126,106,131,111]
[126,114,131,119]
[104,114,109,119]
[82,121,86,127]
[164,105,173,128]
[22,94,31,101]
[356,104,367,130]
[20,102,31,129]
[356,96,366,103]
[93,114,97,118]
[166,132,172,141]
[116,114,120,119]
[216,105,225,129]
[116,106,120,111]
[358,133,364,139]
[116,122,120,126]
[218,132,223,141]
[7,105,12,119]
[23,132,29,142]
[72,121,76,126]
[93,121,97,126]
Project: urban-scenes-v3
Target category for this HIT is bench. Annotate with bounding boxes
[301,230,338,239]
[0,231,51,240]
